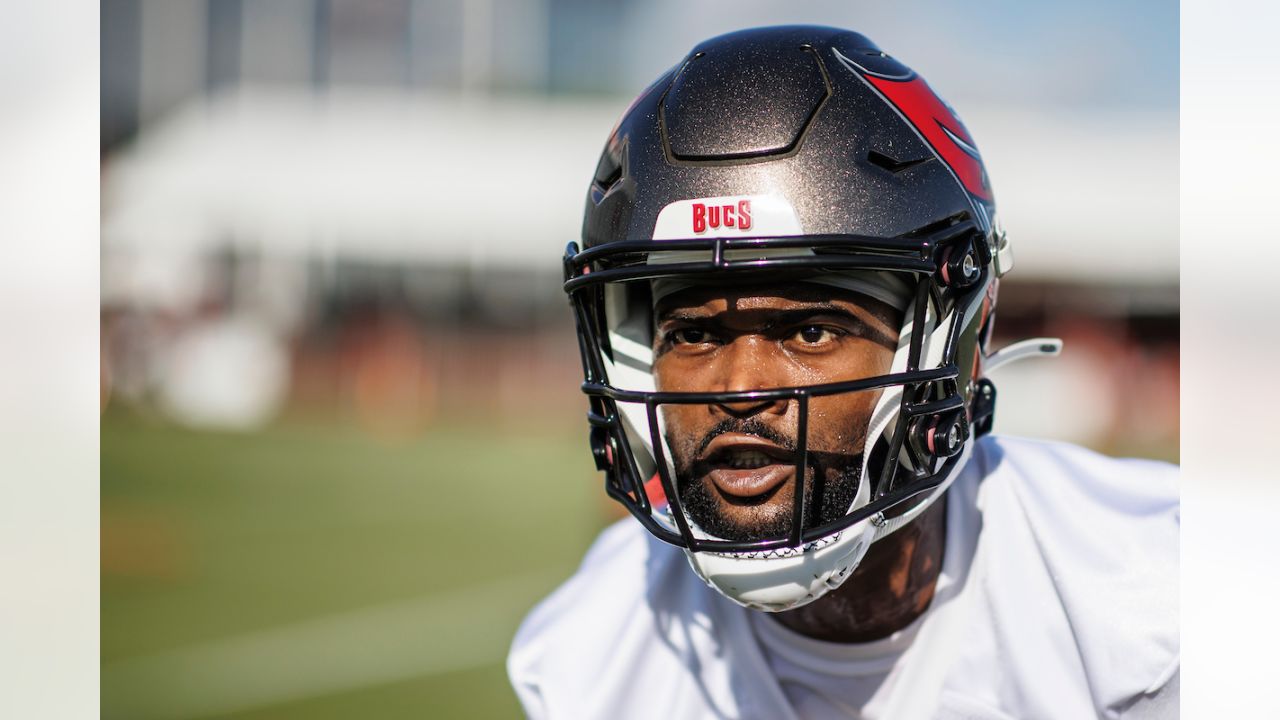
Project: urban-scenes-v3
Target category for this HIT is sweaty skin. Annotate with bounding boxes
[652,282,947,642]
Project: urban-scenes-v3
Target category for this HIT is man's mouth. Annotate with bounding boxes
[699,435,796,502]
[719,449,779,470]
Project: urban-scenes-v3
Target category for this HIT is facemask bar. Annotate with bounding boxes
[563,219,991,553]
[874,273,976,500]
[565,236,937,294]
[642,395,811,550]
[593,370,955,552]
[571,312,977,554]
[672,394,807,549]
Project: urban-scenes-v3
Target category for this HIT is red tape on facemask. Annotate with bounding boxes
[644,473,668,508]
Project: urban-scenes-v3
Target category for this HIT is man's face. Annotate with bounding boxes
[652,282,901,542]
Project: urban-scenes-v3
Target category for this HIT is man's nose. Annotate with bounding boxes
[711,336,790,418]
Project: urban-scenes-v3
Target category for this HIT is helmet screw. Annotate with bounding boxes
[933,414,965,456]
[911,411,966,459]
[941,244,982,289]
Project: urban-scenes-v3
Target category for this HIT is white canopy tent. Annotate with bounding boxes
[102,86,1177,310]
[100,87,1177,436]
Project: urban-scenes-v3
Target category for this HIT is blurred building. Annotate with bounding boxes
[100,0,1178,457]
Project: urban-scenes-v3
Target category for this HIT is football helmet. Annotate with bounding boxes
[563,26,1058,611]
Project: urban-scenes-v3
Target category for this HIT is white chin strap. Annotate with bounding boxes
[686,518,878,612]
[984,337,1063,372]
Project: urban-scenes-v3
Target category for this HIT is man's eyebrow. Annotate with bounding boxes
[655,308,711,324]
[656,304,899,348]
[764,304,860,326]
[770,306,899,349]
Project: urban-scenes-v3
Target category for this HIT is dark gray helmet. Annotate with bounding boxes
[562,25,1042,612]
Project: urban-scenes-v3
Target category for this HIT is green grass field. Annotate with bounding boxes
[102,410,606,719]
[102,407,1175,719]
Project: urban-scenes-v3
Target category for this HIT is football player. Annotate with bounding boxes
[510,26,1178,719]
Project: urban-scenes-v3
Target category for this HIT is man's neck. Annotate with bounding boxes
[771,496,948,643]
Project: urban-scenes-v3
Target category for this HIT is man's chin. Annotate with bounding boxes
[680,477,796,542]
[676,463,863,543]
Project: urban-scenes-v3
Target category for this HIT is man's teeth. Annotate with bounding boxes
[725,450,775,469]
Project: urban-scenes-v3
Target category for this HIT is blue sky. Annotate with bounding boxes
[608,0,1178,111]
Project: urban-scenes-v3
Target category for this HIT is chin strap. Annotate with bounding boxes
[969,337,1063,440]
[872,336,1065,542]
[982,337,1063,373]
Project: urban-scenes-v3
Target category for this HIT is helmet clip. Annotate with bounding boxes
[938,235,982,290]
[909,409,967,461]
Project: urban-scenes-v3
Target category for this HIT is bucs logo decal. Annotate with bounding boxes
[832,48,992,202]
[692,199,752,233]
[653,194,801,241]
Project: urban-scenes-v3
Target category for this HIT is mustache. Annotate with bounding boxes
[692,417,797,460]
[676,416,864,486]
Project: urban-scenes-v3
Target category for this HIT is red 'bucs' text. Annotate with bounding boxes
[692,199,752,233]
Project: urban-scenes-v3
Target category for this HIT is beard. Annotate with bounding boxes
[670,417,863,543]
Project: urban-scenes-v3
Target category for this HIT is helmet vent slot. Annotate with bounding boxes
[866,149,932,173]
[592,152,624,195]
[595,163,622,191]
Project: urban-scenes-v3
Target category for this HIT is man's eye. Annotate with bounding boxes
[672,328,710,345]
[795,325,838,345]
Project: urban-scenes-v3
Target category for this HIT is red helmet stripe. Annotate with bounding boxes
[864,75,992,201]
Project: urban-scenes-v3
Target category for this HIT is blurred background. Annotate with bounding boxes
[100,1,1177,718]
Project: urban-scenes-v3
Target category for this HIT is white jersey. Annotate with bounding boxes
[508,436,1179,720]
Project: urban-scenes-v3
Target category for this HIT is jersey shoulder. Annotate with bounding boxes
[966,435,1179,715]
[508,520,652,671]
[509,519,649,653]
[976,434,1179,515]
[508,519,734,719]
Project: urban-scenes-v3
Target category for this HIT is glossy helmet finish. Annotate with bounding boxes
[563,26,1038,611]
